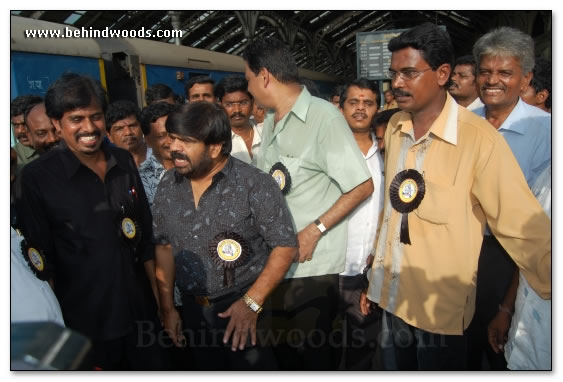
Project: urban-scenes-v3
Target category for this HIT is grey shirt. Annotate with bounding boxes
[152,156,297,298]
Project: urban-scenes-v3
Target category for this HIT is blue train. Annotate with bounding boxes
[11,15,342,107]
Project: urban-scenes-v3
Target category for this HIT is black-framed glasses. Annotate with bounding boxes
[385,68,432,81]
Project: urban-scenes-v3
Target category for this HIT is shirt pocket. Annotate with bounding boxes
[413,179,452,225]
[277,155,307,192]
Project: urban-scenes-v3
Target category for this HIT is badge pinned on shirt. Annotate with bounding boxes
[389,169,426,245]
[269,162,292,195]
[121,217,137,239]
[209,232,249,288]
[20,239,50,281]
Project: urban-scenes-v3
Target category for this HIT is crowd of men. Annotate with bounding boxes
[10,22,551,371]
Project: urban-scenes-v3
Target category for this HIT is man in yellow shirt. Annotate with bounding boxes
[362,22,550,370]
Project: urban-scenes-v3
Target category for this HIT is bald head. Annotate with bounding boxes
[26,103,60,154]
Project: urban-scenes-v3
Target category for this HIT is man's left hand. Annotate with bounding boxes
[217,299,258,351]
[487,311,511,353]
[295,223,322,263]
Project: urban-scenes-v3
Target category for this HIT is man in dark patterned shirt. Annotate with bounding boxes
[153,102,298,370]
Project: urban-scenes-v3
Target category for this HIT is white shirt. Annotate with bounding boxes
[505,165,551,370]
[466,96,484,111]
[10,228,65,326]
[230,124,263,166]
[340,133,384,276]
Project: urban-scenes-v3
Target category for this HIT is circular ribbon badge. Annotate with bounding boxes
[20,240,50,281]
[389,169,426,245]
[121,217,137,239]
[269,162,292,195]
[209,232,249,288]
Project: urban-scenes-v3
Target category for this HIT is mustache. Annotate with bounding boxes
[393,89,412,97]
[16,132,28,139]
[230,112,245,119]
[352,112,368,119]
[171,151,190,162]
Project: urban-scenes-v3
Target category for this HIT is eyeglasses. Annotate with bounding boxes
[223,100,251,108]
[385,68,433,81]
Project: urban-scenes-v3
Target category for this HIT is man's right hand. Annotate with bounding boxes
[162,307,186,348]
[360,289,375,316]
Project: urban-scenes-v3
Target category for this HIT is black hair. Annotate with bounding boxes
[165,102,232,156]
[242,37,300,84]
[299,78,321,97]
[454,55,477,76]
[215,75,253,102]
[139,101,178,136]
[330,84,346,101]
[530,57,551,109]
[44,73,108,120]
[184,75,215,97]
[105,100,141,133]
[339,78,381,109]
[372,108,401,128]
[11,94,43,118]
[145,83,176,105]
[388,22,454,70]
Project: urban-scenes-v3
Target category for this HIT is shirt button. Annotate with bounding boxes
[193,235,198,239]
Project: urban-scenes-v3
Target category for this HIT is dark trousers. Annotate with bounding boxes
[89,322,169,370]
[336,274,382,370]
[269,273,339,370]
[181,290,277,370]
[380,310,467,370]
[467,235,515,370]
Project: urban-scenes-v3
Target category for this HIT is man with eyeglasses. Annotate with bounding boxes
[215,75,262,165]
[361,23,550,370]
[467,26,551,371]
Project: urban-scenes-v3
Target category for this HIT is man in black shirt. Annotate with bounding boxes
[153,102,298,370]
[17,73,166,370]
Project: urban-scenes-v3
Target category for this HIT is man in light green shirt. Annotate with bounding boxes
[243,37,374,370]
[11,95,41,174]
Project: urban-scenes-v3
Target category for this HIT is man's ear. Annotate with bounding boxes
[521,71,533,92]
[209,143,223,159]
[261,68,270,88]
[51,118,62,133]
[437,64,452,87]
[536,89,549,105]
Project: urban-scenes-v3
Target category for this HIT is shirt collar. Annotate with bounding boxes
[392,92,458,146]
[289,86,312,123]
[496,98,527,135]
[60,139,122,179]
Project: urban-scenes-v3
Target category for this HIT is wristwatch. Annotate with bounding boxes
[243,293,263,314]
[314,219,327,235]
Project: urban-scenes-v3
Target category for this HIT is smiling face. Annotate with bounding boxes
[341,86,379,132]
[389,47,449,115]
[476,54,532,112]
[26,103,60,154]
[51,101,106,158]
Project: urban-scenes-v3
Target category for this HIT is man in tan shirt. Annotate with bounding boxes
[362,22,550,370]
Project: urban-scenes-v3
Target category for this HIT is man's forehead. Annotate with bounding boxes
[64,103,104,117]
[223,91,251,100]
[391,46,427,67]
[190,83,213,94]
[113,115,139,125]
